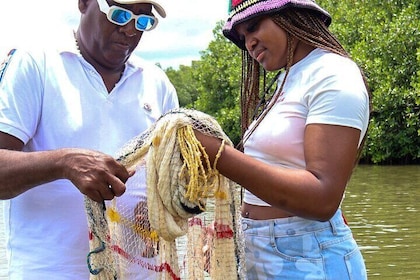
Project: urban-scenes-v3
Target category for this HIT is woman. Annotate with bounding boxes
[195,0,370,279]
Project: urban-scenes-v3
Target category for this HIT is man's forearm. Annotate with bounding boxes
[0,149,63,199]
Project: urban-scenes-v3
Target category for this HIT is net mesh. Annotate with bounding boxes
[84,108,246,279]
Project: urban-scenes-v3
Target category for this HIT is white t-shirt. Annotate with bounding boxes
[0,35,178,279]
[243,48,369,206]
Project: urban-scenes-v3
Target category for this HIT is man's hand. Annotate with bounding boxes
[59,148,135,202]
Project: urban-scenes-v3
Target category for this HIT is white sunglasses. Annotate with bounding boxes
[96,0,158,31]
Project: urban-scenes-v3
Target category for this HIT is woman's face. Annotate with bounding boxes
[235,16,289,71]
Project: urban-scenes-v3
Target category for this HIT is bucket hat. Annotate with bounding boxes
[223,0,331,49]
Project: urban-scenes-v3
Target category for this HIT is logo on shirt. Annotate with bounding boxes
[143,103,152,112]
[0,49,16,83]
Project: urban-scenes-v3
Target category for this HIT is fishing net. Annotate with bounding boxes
[84,108,246,280]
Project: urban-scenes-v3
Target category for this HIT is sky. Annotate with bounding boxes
[0,0,229,69]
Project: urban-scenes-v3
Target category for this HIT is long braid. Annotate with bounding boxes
[239,51,260,146]
[273,9,349,58]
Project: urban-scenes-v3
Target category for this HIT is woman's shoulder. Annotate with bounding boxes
[307,48,360,73]
[292,48,362,85]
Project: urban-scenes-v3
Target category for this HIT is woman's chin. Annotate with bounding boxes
[262,64,283,72]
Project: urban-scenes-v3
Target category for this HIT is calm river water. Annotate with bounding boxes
[0,165,419,279]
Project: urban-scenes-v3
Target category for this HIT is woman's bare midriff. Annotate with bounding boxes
[241,202,293,220]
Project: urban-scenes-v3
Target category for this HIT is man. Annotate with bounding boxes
[0,0,178,278]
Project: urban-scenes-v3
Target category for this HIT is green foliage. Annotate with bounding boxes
[165,65,199,107]
[192,25,242,143]
[166,22,243,144]
[166,1,420,164]
[318,0,420,163]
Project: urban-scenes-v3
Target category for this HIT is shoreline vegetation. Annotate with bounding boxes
[163,0,419,165]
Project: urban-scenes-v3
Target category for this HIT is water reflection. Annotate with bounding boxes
[342,165,420,279]
[0,165,419,279]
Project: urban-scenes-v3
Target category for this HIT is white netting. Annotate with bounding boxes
[84,108,246,280]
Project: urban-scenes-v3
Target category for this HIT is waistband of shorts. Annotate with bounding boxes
[241,209,345,237]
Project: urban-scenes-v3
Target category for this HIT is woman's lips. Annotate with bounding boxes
[254,48,265,63]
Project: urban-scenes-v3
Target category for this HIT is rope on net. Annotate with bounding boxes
[84,108,246,279]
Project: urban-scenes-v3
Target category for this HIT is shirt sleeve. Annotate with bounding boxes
[305,61,369,146]
[0,49,44,144]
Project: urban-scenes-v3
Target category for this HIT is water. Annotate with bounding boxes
[342,165,420,279]
[1,165,419,279]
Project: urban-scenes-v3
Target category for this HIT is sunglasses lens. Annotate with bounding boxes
[107,7,157,31]
[110,9,132,25]
[136,16,155,31]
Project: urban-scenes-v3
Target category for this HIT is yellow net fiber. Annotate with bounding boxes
[84,108,245,279]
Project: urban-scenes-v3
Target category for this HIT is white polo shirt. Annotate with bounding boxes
[0,34,178,279]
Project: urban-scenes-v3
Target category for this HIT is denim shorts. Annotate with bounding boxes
[241,209,367,280]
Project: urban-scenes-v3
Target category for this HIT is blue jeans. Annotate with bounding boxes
[241,209,367,279]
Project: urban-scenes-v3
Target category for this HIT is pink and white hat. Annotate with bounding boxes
[223,0,331,49]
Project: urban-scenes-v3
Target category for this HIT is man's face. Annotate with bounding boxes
[78,0,153,70]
